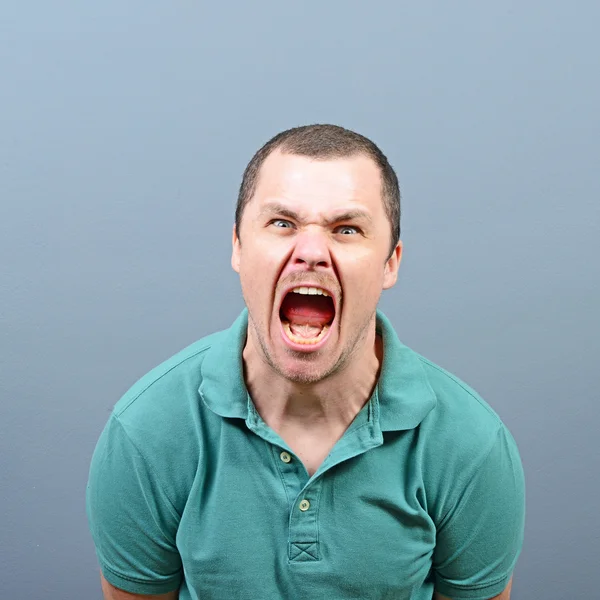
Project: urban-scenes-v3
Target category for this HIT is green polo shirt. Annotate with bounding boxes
[86,309,525,600]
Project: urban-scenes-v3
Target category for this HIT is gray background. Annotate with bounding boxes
[1,1,598,598]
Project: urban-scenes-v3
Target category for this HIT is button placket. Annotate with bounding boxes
[272,445,307,517]
[285,404,383,564]
[288,478,322,562]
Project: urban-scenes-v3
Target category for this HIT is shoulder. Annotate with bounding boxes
[376,311,504,447]
[113,328,226,422]
[95,327,230,510]
[408,350,522,522]
[417,352,504,438]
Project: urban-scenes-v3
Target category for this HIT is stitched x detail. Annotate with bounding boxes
[290,542,319,561]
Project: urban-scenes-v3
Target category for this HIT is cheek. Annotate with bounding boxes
[240,237,286,268]
[342,256,386,310]
[238,248,280,306]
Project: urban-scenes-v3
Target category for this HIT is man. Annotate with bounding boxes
[87,124,525,600]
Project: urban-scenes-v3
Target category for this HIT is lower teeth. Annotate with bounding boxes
[283,322,329,345]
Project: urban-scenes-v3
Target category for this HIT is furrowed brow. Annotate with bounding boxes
[324,210,372,226]
[259,202,372,226]
[259,202,301,221]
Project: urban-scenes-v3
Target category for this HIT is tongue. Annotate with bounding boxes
[280,294,335,338]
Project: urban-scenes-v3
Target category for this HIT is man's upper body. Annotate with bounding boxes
[87,125,525,599]
[88,309,524,600]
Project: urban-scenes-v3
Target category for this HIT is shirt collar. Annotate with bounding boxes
[374,310,437,431]
[199,309,436,430]
[198,309,250,419]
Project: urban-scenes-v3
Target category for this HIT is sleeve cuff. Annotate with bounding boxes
[100,562,182,596]
[434,572,512,600]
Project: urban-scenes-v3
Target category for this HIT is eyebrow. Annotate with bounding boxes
[259,202,372,226]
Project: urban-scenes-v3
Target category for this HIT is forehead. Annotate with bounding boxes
[249,150,384,214]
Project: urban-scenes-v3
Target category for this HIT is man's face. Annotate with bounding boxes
[232,150,402,384]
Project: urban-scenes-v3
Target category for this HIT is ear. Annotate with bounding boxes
[382,240,403,290]
[231,224,241,273]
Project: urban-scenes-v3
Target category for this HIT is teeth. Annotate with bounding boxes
[291,286,330,297]
[283,322,330,345]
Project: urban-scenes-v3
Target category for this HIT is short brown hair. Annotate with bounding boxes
[235,124,401,258]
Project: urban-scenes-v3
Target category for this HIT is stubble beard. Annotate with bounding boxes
[248,309,377,385]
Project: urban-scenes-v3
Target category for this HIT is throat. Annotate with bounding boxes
[283,435,338,476]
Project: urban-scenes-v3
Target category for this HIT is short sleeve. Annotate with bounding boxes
[86,415,183,595]
[433,426,526,600]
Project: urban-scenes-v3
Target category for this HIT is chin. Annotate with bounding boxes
[274,354,339,385]
[279,368,329,385]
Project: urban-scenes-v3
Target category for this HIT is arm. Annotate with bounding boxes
[434,577,513,600]
[432,427,525,599]
[87,417,183,597]
[101,574,178,600]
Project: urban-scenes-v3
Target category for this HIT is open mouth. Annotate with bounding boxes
[279,286,336,347]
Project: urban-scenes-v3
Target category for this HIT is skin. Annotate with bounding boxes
[99,149,513,600]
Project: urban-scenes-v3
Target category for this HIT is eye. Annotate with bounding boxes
[336,225,360,235]
[270,219,294,229]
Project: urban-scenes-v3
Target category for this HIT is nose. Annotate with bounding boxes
[290,228,331,270]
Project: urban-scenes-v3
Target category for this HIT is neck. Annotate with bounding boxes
[243,326,383,435]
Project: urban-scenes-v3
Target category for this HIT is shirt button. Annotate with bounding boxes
[299,499,310,512]
[280,451,292,464]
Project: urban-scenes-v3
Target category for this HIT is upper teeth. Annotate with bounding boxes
[292,286,330,297]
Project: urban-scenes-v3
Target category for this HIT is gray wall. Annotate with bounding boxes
[1,2,598,598]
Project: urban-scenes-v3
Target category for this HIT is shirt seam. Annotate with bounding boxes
[417,356,502,425]
[314,478,324,560]
[115,343,213,417]
[436,568,513,592]
[100,560,182,586]
[272,443,293,509]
